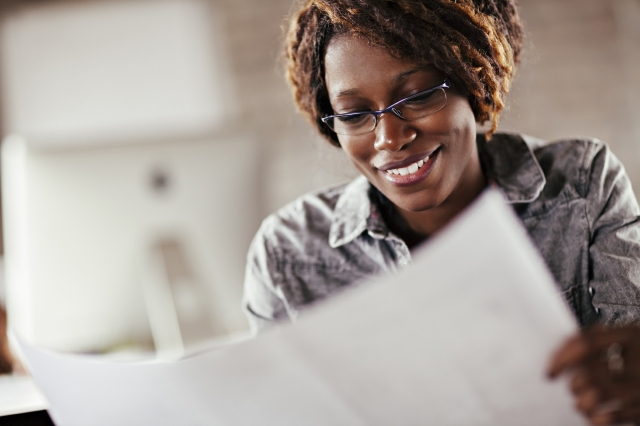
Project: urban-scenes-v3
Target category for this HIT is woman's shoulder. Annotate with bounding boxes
[527,135,612,171]
[487,132,621,197]
[488,131,610,169]
[525,134,627,201]
[480,132,634,221]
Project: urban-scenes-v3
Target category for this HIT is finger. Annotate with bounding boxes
[583,385,640,425]
[581,327,640,351]
[590,404,640,425]
[571,349,640,386]
[575,387,603,416]
[601,383,640,408]
[571,368,596,394]
[549,327,640,378]
[573,359,628,386]
[548,334,591,378]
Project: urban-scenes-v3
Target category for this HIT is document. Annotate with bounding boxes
[14,189,587,425]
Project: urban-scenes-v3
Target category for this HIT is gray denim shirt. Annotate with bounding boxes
[243,132,640,332]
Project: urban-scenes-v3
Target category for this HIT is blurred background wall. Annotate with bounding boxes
[0,0,638,351]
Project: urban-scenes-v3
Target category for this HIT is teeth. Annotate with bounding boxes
[386,155,429,177]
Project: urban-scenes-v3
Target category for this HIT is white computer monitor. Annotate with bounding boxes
[2,134,260,355]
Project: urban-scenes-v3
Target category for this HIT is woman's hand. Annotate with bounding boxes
[548,326,640,425]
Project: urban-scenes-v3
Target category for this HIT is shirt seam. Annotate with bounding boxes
[597,302,640,308]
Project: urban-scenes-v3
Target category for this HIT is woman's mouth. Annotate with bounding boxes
[379,148,440,187]
[385,156,429,176]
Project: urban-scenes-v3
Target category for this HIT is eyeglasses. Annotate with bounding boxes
[322,78,450,136]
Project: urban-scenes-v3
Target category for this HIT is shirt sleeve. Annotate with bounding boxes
[586,142,640,325]
[242,220,291,334]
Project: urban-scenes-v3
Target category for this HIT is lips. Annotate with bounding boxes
[378,147,440,187]
[385,155,429,176]
[377,148,439,171]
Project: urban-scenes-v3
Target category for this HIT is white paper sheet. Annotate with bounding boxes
[14,189,587,425]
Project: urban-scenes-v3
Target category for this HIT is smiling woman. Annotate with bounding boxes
[243,0,640,424]
[322,36,484,237]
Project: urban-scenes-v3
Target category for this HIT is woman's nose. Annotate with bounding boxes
[373,112,416,152]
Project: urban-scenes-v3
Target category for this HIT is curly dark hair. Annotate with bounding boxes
[285,0,524,146]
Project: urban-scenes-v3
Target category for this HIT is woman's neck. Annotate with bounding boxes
[384,156,487,249]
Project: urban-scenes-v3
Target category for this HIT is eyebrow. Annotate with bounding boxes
[392,65,434,84]
[332,65,435,98]
[334,88,361,97]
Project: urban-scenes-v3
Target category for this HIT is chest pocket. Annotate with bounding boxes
[278,258,377,307]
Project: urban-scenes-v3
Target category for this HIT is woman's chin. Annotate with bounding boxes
[385,192,443,214]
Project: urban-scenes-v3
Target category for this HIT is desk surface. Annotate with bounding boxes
[0,373,48,417]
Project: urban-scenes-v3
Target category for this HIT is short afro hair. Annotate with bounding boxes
[285,0,524,146]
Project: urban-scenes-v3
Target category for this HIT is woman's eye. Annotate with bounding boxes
[404,90,437,106]
[337,114,367,124]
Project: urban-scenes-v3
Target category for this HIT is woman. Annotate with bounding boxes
[243,0,640,423]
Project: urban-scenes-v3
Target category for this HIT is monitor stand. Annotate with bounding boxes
[139,238,223,360]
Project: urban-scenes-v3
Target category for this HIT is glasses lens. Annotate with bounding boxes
[396,88,447,121]
[325,113,376,136]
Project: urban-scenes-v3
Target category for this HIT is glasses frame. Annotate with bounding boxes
[321,78,451,136]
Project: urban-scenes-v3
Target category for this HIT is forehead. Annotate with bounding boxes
[324,34,428,97]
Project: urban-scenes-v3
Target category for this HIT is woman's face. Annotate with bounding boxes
[324,34,482,214]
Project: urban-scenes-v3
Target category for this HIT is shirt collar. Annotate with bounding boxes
[477,132,546,204]
[329,132,546,247]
